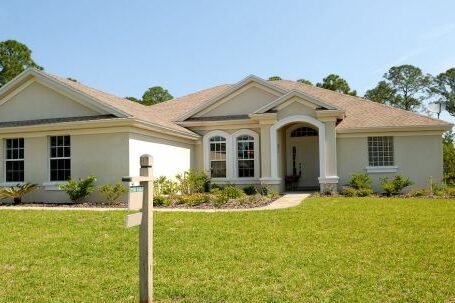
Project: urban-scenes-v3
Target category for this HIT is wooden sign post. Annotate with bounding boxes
[123,154,154,303]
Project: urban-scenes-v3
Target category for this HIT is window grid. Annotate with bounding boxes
[5,138,24,182]
[237,135,255,178]
[291,127,318,137]
[209,136,226,178]
[368,136,394,166]
[49,136,71,181]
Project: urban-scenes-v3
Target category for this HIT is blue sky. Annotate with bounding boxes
[1,0,454,122]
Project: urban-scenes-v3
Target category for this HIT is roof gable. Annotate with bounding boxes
[177,75,287,121]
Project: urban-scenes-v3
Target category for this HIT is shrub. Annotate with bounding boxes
[60,176,96,203]
[243,185,257,196]
[357,188,373,197]
[268,190,280,199]
[153,195,172,206]
[212,192,229,207]
[258,185,270,196]
[380,175,413,196]
[177,193,210,206]
[176,170,210,194]
[340,186,357,197]
[445,187,455,197]
[154,176,178,195]
[408,188,428,197]
[222,186,244,199]
[0,183,38,204]
[98,183,128,204]
[348,173,372,190]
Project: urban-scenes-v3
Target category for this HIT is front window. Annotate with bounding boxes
[291,127,318,137]
[209,136,226,178]
[237,135,255,178]
[5,138,24,182]
[368,136,394,166]
[49,136,71,181]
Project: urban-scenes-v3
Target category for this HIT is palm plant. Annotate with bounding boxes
[0,183,38,204]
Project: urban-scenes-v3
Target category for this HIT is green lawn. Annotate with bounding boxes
[1,197,454,302]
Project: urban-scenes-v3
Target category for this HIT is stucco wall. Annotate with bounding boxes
[0,132,130,203]
[0,82,102,122]
[128,133,193,180]
[337,134,444,191]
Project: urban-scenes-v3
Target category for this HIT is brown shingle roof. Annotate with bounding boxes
[40,70,450,135]
[271,80,450,129]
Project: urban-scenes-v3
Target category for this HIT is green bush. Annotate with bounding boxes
[445,187,455,197]
[243,185,257,196]
[154,176,178,195]
[268,190,280,199]
[408,188,428,197]
[430,183,446,196]
[60,176,96,203]
[177,193,210,206]
[176,170,210,194]
[380,175,413,196]
[258,185,269,196]
[212,192,229,207]
[340,187,358,197]
[348,173,372,190]
[357,188,373,197]
[222,186,244,199]
[153,195,172,207]
[98,183,128,204]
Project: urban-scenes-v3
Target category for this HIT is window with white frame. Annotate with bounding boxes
[236,135,255,177]
[49,136,71,181]
[209,136,227,178]
[5,138,24,182]
[290,127,318,137]
[368,136,394,166]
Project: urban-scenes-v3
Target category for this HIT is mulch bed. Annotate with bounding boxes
[155,195,280,210]
[0,202,127,208]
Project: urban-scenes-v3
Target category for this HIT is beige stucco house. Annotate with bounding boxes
[0,68,451,202]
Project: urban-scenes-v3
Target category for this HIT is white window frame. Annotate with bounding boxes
[366,136,398,173]
[48,135,71,182]
[232,129,259,180]
[203,130,232,180]
[4,138,25,184]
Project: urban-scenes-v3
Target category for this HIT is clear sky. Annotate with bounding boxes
[1,0,454,122]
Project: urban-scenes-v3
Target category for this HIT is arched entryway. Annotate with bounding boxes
[285,124,320,190]
[270,115,327,191]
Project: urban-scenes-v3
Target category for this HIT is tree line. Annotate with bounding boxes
[1,40,454,116]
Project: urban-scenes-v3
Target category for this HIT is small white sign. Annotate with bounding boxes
[126,212,142,228]
[128,191,143,210]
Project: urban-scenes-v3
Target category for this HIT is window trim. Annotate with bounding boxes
[48,135,71,182]
[203,130,232,180]
[4,138,25,183]
[232,129,259,180]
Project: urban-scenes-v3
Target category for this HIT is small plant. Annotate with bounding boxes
[268,190,280,199]
[177,193,209,206]
[380,175,413,196]
[153,195,172,207]
[349,173,372,190]
[0,183,38,204]
[212,192,229,207]
[243,185,257,196]
[99,183,128,204]
[154,176,179,196]
[258,185,270,196]
[408,188,428,197]
[340,186,357,197]
[222,186,244,199]
[60,176,96,203]
[445,187,455,197]
[176,170,210,194]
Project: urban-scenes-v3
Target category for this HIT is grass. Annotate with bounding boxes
[1,197,454,302]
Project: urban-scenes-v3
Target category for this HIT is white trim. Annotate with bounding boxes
[203,130,232,180]
[270,115,326,180]
[0,182,26,187]
[232,129,260,179]
[365,166,398,173]
[259,177,282,185]
[178,75,287,121]
[318,176,340,184]
[212,179,262,185]
[254,90,340,114]
[42,181,66,191]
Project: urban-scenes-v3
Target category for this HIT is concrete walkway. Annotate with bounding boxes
[0,193,310,213]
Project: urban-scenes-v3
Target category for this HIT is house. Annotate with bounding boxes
[0,68,451,202]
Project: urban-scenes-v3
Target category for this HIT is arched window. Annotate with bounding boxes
[291,127,318,137]
[209,136,227,178]
[236,135,255,178]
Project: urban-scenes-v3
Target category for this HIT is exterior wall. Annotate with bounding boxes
[197,85,279,117]
[128,133,193,180]
[0,82,102,122]
[337,134,444,191]
[276,99,317,120]
[0,132,130,203]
